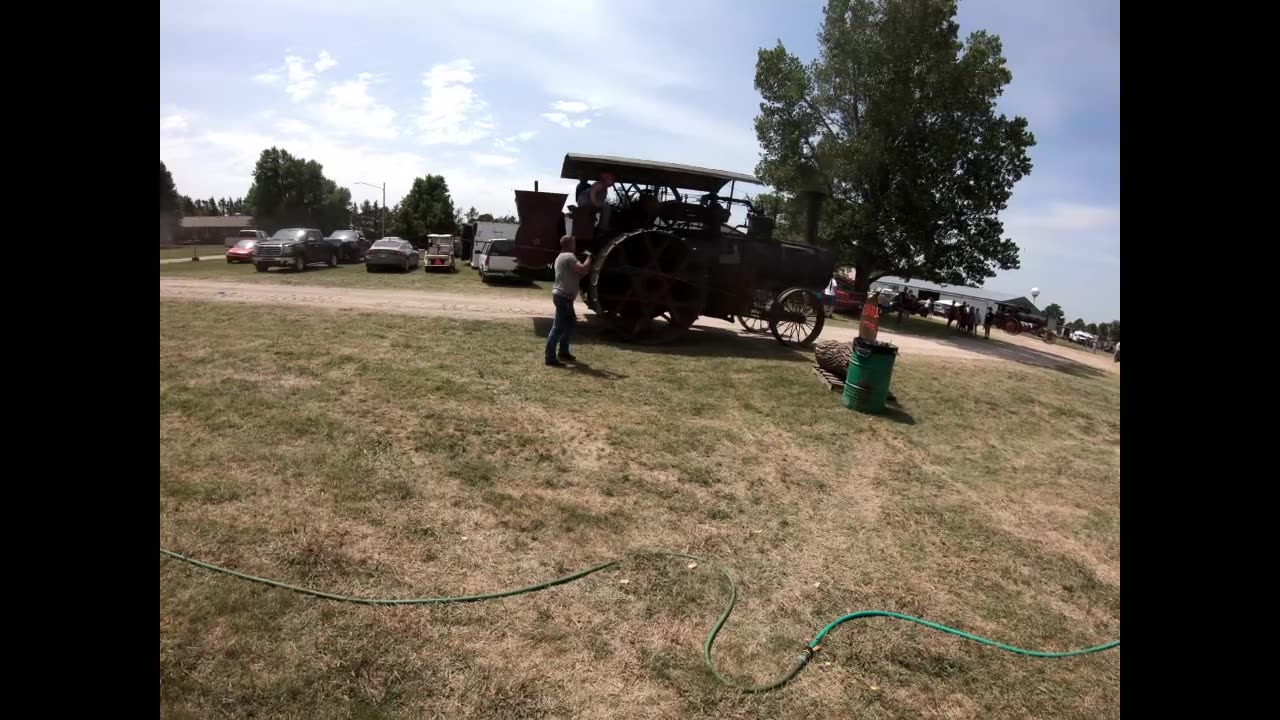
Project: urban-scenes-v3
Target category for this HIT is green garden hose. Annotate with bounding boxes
[159,547,1118,693]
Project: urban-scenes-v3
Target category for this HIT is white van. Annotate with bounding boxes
[1069,330,1097,344]
[470,238,493,270]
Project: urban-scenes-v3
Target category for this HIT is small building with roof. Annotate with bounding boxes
[868,275,1042,318]
[171,216,257,245]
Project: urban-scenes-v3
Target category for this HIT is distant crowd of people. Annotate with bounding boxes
[946,301,995,339]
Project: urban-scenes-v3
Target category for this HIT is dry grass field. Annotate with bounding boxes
[159,299,1120,719]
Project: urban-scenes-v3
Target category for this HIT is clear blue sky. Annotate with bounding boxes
[160,0,1119,322]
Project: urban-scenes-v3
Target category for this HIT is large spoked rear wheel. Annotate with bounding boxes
[769,288,825,347]
[589,229,708,345]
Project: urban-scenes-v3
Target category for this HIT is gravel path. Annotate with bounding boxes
[159,277,1116,374]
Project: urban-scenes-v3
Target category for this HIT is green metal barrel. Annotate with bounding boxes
[841,338,899,413]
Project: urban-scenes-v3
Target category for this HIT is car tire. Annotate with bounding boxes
[401,259,409,273]
[255,263,268,273]
[366,264,376,273]
[328,251,338,268]
[293,255,305,272]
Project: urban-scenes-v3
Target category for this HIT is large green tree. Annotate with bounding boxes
[1043,303,1066,326]
[753,0,1035,291]
[160,161,181,220]
[391,175,457,241]
[245,147,352,233]
[160,161,182,241]
[746,190,806,243]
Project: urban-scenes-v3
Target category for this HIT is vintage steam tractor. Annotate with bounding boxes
[994,305,1057,344]
[513,154,835,346]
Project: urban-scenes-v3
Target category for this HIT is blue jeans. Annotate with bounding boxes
[546,293,576,360]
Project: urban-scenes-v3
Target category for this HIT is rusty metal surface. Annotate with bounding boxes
[561,153,759,193]
[513,190,567,268]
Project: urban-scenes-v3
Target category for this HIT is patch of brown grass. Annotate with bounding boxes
[160,299,1120,719]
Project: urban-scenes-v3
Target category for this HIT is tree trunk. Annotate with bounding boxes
[851,260,875,293]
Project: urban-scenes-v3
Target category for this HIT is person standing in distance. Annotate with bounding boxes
[546,235,592,367]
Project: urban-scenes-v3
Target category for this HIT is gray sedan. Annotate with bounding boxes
[365,238,421,273]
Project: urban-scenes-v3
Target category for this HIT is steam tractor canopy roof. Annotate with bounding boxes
[561,153,760,194]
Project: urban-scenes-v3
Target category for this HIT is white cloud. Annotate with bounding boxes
[417,59,493,145]
[275,117,312,135]
[322,73,398,139]
[541,111,593,130]
[284,55,317,101]
[1003,203,1120,266]
[541,112,570,128]
[160,114,189,132]
[552,100,589,113]
[270,51,339,101]
[159,116,534,224]
[314,50,337,73]
[493,130,537,153]
[471,153,517,167]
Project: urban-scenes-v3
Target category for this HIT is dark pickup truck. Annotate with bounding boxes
[253,228,339,272]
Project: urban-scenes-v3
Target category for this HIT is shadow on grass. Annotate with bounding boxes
[874,393,918,425]
[529,316,813,363]
[836,392,918,424]
[559,360,627,381]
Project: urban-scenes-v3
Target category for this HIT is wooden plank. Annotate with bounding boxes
[812,364,844,392]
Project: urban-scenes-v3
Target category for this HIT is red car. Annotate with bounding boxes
[831,277,864,315]
[226,238,257,264]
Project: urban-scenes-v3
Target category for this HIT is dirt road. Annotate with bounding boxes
[159,277,1116,373]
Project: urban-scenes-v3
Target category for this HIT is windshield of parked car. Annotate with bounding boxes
[329,231,356,240]
[488,240,514,255]
[234,239,256,248]
[372,240,404,249]
[270,229,306,241]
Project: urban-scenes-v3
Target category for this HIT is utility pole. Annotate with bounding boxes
[355,181,387,238]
